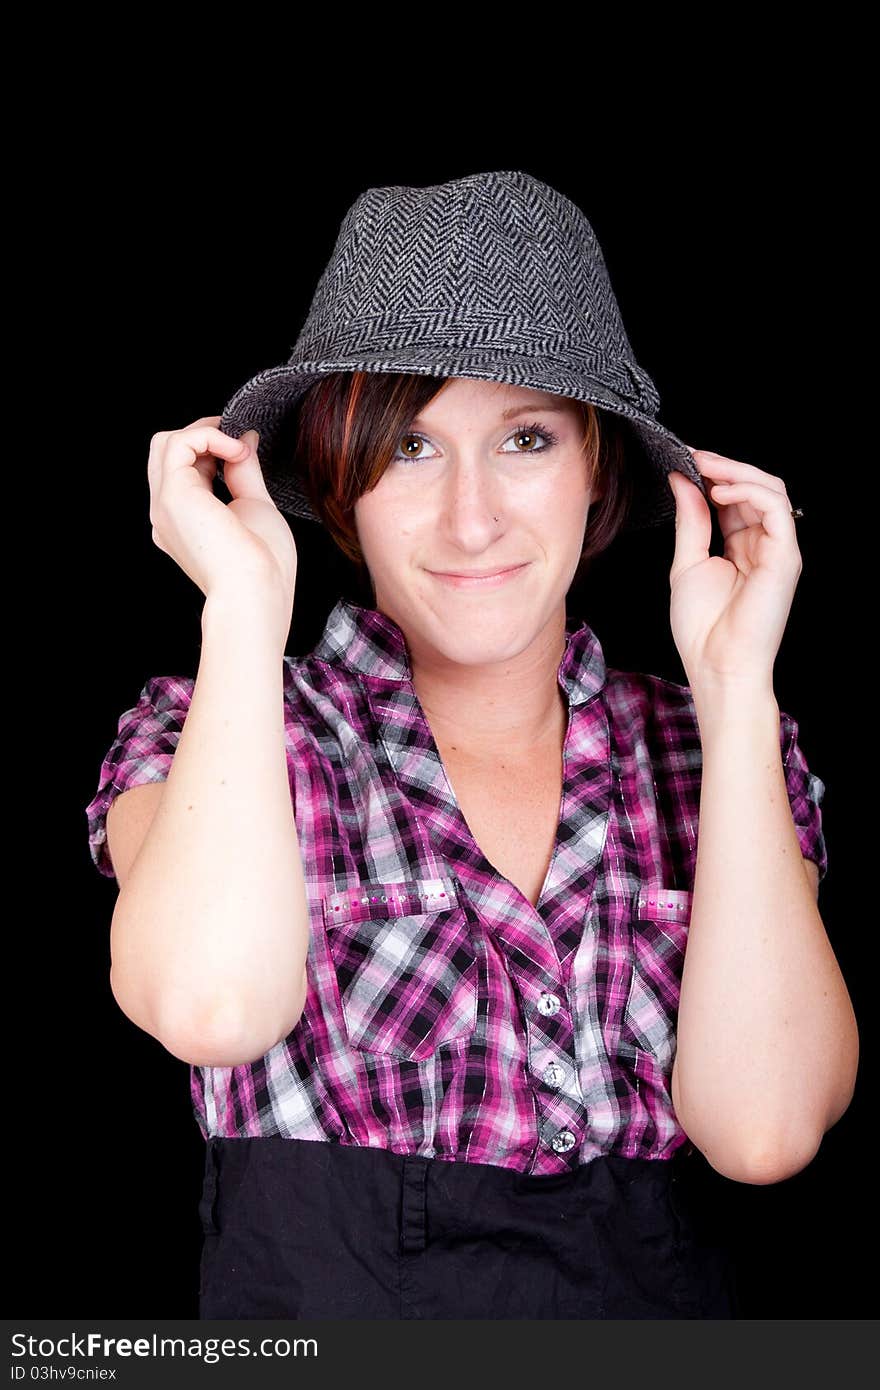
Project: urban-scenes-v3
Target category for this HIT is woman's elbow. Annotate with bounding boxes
[698,1128,823,1186]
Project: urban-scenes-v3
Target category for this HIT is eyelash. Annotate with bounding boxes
[391,420,560,466]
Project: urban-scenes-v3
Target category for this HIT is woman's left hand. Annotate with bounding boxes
[667,449,803,692]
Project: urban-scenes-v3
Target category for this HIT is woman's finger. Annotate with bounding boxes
[694,450,788,496]
[148,425,249,496]
[709,479,798,544]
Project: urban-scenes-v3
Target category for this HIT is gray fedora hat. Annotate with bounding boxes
[217,169,709,533]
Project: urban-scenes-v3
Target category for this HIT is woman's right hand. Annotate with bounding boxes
[148,415,298,642]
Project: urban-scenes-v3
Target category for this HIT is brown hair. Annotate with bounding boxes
[288,371,634,596]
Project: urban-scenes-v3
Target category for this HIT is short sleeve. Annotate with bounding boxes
[85,674,194,881]
[779,708,828,884]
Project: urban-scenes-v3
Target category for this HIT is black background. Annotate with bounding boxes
[21,90,870,1321]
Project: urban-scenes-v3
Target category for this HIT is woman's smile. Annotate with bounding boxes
[426,562,531,590]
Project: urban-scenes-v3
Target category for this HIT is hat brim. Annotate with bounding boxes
[217,352,708,532]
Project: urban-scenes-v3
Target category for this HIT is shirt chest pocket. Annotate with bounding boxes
[622,886,693,1075]
[321,877,479,1062]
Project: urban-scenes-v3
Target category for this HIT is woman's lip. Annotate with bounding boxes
[428,563,530,590]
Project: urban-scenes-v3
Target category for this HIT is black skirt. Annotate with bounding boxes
[198,1136,738,1320]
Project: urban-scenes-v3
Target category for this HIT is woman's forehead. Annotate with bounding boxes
[411,380,580,425]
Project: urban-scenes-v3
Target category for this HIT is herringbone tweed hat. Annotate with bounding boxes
[218,170,709,532]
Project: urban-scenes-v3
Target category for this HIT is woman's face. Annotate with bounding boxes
[353,377,598,669]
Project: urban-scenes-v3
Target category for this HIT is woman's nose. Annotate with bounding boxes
[440,461,506,522]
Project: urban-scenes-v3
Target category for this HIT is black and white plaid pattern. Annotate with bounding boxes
[218,170,709,534]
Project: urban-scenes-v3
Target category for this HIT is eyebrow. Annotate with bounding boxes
[499,400,571,419]
[409,399,571,427]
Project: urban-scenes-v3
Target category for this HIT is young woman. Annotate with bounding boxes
[85,172,856,1320]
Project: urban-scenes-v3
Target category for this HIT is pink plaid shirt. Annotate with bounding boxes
[85,598,827,1176]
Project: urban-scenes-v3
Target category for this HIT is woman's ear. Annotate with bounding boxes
[586,477,605,509]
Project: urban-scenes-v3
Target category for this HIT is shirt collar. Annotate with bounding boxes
[312,598,607,707]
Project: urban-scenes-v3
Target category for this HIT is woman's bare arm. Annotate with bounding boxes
[108,587,309,1068]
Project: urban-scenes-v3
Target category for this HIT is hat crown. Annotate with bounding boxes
[290,170,659,413]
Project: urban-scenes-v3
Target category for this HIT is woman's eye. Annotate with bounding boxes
[391,421,559,465]
[499,423,559,454]
[393,433,440,462]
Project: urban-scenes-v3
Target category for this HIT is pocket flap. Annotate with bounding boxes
[635,886,693,922]
[323,875,461,928]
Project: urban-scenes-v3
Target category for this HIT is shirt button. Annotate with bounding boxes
[551,1129,577,1154]
[537,991,561,1017]
[542,1062,565,1087]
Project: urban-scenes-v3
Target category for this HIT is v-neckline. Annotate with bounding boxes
[424,698,575,918]
[338,601,613,948]
[367,691,611,987]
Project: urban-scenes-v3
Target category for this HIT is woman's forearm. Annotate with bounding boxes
[670,685,858,1183]
[109,587,309,1067]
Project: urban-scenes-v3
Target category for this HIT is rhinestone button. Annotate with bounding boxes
[551,1129,576,1154]
[542,1062,565,1088]
[537,991,561,1017]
